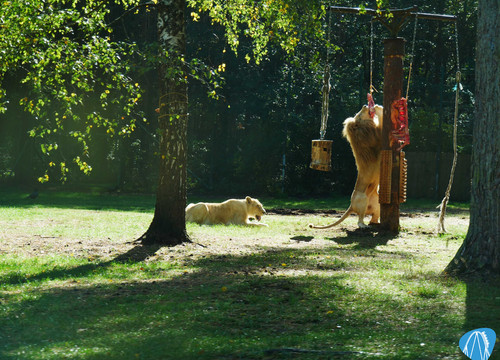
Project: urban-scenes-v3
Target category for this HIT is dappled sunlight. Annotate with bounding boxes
[0,194,480,359]
[1,240,470,359]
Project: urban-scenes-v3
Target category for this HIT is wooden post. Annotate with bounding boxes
[381,38,405,233]
[327,6,457,234]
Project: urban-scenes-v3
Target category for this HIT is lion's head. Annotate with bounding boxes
[356,105,371,120]
[245,196,266,221]
[356,105,383,125]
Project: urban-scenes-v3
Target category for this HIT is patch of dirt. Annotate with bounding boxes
[269,207,468,218]
[0,209,469,267]
[268,208,339,216]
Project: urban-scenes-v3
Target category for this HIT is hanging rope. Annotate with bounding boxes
[438,21,461,233]
[367,17,377,118]
[405,14,418,101]
[320,1,332,140]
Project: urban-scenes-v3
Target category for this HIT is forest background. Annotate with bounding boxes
[0,0,476,201]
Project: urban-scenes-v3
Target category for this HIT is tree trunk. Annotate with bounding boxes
[140,0,190,245]
[380,38,405,233]
[445,0,499,275]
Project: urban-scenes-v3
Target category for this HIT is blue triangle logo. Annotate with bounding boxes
[459,328,496,360]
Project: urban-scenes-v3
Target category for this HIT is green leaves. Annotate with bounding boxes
[187,0,325,64]
[1,0,144,182]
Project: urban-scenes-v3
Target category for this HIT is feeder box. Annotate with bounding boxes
[310,139,333,171]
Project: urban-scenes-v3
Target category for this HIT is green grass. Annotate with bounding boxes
[0,188,497,360]
[0,186,469,213]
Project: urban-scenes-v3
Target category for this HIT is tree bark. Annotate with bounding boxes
[140,0,190,245]
[380,38,405,233]
[445,0,499,275]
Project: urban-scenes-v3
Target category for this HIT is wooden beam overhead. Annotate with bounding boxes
[329,5,457,36]
[328,6,457,22]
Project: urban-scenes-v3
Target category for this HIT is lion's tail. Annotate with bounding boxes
[308,207,353,229]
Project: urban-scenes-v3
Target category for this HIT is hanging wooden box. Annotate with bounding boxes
[310,140,333,172]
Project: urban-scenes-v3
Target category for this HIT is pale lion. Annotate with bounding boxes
[186,196,268,227]
[310,104,383,229]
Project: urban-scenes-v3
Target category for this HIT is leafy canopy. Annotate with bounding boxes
[188,0,325,64]
[1,0,329,182]
[0,0,144,182]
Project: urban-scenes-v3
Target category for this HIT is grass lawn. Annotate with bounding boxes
[0,188,497,360]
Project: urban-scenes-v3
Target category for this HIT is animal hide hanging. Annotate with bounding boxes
[391,98,410,151]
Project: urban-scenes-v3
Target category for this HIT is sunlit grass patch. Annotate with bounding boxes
[1,190,494,360]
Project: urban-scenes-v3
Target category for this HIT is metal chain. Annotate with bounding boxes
[320,1,332,139]
[320,65,330,139]
[327,0,332,62]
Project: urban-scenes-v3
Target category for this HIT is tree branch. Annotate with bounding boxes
[106,2,157,28]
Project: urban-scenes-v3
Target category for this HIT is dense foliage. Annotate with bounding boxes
[0,0,477,197]
[186,0,477,197]
[0,0,148,182]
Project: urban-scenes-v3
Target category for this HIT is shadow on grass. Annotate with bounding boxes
[290,235,314,242]
[0,246,356,359]
[464,276,500,343]
[112,244,164,263]
[328,227,396,249]
[0,274,350,359]
[0,241,474,359]
[0,244,163,286]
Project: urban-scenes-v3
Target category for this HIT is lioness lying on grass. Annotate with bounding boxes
[186,196,268,227]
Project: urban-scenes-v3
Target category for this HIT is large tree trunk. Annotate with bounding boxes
[140,0,190,245]
[445,0,499,275]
